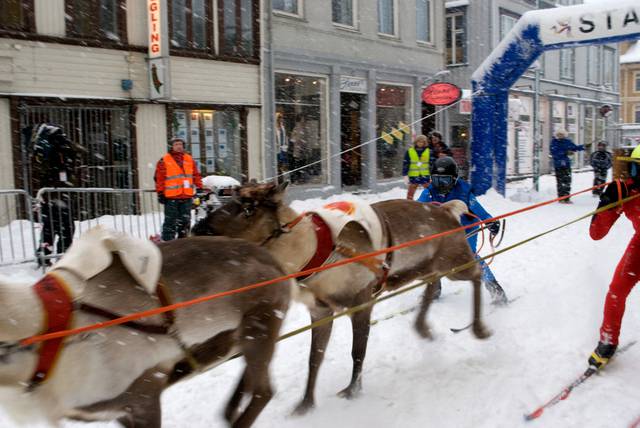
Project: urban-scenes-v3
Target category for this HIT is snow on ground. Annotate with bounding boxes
[1,171,638,428]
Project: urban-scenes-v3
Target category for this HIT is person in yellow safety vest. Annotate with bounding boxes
[154,137,203,241]
[402,134,431,200]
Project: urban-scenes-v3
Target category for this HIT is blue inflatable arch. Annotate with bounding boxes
[471,0,640,195]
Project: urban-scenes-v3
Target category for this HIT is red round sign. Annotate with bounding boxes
[421,83,462,106]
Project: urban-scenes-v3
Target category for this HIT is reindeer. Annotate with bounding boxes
[0,228,292,428]
[193,182,490,414]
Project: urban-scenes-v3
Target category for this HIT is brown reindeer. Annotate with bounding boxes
[193,182,490,414]
[0,231,291,428]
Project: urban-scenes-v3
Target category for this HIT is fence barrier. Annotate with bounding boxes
[0,190,38,266]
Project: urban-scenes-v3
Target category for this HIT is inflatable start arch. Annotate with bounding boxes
[471,0,640,195]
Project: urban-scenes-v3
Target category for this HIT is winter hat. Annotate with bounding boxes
[169,137,186,148]
[555,129,568,138]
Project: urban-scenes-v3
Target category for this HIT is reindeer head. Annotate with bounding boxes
[192,181,289,244]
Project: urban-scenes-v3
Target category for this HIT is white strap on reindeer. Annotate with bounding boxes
[51,226,162,296]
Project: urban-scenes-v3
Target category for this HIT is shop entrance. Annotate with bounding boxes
[340,92,364,187]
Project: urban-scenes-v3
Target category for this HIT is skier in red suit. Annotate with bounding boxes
[588,144,640,369]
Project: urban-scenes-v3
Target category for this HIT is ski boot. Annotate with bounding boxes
[588,341,617,370]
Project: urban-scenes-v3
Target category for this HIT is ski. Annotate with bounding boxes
[449,296,521,333]
[524,341,637,422]
[370,306,416,326]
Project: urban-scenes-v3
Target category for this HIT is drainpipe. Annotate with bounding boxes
[532,0,541,192]
[262,0,276,182]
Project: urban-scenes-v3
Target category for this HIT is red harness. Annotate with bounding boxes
[29,272,74,388]
[290,213,334,280]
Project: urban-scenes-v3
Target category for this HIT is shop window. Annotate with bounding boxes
[219,0,258,58]
[416,0,432,43]
[0,0,34,33]
[275,73,327,185]
[446,9,466,65]
[376,84,412,180]
[273,0,300,15]
[65,0,127,43]
[333,0,355,28]
[170,0,213,51]
[635,72,640,93]
[635,105,640,124]
[171,109,243,179]
[559,48,574,80]
[378,0,396,36]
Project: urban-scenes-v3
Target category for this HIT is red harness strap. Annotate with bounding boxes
[298,213,334,280]
[29,272,74,388]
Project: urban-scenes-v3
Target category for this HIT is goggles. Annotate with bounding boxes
[431,175,456,194]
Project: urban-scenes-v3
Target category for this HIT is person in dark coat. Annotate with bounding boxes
[418,156,508,305]
[428,131,453,172]
[154,137,203,241]
[550,129,584,203]
[402,134,431,200]
[589,141,613,196]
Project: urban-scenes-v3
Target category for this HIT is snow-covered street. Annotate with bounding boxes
[1,171,638,428]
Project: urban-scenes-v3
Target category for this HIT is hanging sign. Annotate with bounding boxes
[421,83,462,106]
[147,0,170,100]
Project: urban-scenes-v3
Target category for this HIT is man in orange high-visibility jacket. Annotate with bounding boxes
[154,137,203,241]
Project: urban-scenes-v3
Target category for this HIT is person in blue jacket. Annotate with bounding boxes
[550,129,584,203]
[418,156,508,304]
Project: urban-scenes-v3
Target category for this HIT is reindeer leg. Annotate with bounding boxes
[337,301,373,400]
[414,280,441,339]
[293,301,333,415]
[231,309,282,428]
[471,278,491,339]
[224,370,250,424]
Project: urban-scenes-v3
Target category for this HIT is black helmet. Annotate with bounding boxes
[431,156,458,195]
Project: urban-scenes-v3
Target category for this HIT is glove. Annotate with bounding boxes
[488,221,500,238]
[157,193,166,205]
[403,176,409,185]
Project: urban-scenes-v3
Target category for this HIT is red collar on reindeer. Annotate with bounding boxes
[28,272,74,389]
[282,212,334,280]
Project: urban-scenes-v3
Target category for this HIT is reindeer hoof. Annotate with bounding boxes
[472,323,491,339]
[292,400,315,416]
[337,385,361,400]
[414,321,434,340]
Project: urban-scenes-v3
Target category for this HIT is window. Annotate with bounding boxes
[559,48,574,80]
[446,10,466,65]
[219,0,258,58]
[378,0,396,36]
[587,46,600,85]
[635,72,640,93]
[172,109,244,178]
[66,0,126,42]
[376,84,412,179]
[275,73,327,185]
[499,10,519,41]
[603,47,616,90]
[416,0,432,43]
[0,0,33,33]
[635,105,640,124]
[273,0,299,15]
[170,0,212,51]
[333,0,355,28]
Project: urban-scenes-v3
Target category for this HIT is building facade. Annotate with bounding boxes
[268,0,446,197]
[443,0,620,178]
[0,0,263,195]
[620,41,640,147]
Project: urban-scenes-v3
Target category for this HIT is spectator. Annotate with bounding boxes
[402,134,431,200]
[589,141,613,196]
[429,131,453,172]
[550,129,584,203]
[154,137,203,241]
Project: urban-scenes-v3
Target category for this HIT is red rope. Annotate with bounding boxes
[20,180,611,347]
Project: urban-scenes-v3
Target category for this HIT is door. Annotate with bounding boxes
[340,93,363,187]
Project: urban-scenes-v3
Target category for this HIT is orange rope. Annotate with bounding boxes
[20,179,612,347]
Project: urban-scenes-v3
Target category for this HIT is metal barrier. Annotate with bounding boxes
[0,190,38,266]
[35,188,165,265]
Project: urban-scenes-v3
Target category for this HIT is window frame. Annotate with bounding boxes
[634,71,640,93]
[332,0,358,30]
[635,104,640,124]
[499,9,519,41]
[559,48,575,81]
[446,8,467,66]
[65,0,128,45]
[217,0,260,61]
[0,0,35,34]
[416,0,433,45]
[377,0,398,38]
[168,0,215,54]
[273,0,303,19]
[587,45,600,86]
[602,46,617,91]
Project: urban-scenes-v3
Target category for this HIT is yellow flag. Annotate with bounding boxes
[381,132,394,145]
[398,122,411,135]
[390,127,404,140]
